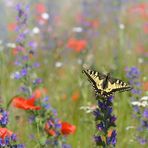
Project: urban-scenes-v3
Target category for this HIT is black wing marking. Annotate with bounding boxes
[82,69,103,96]
[82,69,132,98]
[82,69,116,98]
[107,77,132,93]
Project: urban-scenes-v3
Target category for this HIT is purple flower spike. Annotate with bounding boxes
[0,108,24,146]
[0,110,9,126]
[126,67,148,145]
[93,96,116,147]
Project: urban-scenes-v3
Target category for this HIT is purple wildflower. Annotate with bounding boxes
[97,122,105,131]
[126,67,148,145]
[138,137,147,145]
[143,108,148,118]
[62,144,71,148]
[93,96,116,147]
[141,120,148,128]
[0,108,24,147]
[126,67,140,79]
[22,56,29,61]
[93,108,100,120]
[12,3,72,147]
[0,138,5,147]
[43,104,51,110]
[16,144,25,148]
[11,134,17,141]
[33,62,40,68]
[28,41,37,49]
[21,68,27,76]
[13,71,22,79]
[109,115,116,125]
[28,115,35,124]
[0,110,8,126]
[33,78,42,85]
[43,96,49,102]
[4,137,10,145]
[107,130,117,146]
[94,136,103,145]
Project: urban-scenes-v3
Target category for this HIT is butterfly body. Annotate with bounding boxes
[82,69,132,98]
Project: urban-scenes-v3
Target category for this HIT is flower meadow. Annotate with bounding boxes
[0,0,148,148]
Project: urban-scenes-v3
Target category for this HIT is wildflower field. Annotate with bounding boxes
[0,0,148,147]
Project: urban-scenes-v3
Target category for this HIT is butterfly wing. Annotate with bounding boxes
[82,69,106,97]
[83,69,133,98]
[104,76,132,94]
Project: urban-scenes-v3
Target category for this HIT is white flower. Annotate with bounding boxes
[6,43,16,48]
[119,23,125,30]
[80,105,97,113]
[131,101,140,106]
[138,58,144,64]
[131,99,148,107]
[41,13,49,20]
[55,62,63,68]
[126,126,135,130]
[140,96,148,101]
[72,27,83,32]
[32,27,40,34]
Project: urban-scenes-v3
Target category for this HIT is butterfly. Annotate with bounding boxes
[82,69,132,98]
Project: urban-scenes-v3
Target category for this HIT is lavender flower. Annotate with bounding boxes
[93,96,116,147]
[126,67,148,145]
[0,108,24,147]
[126,66,141,111]
[0,109,8,126]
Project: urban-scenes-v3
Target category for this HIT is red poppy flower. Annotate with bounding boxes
[7,22,16,31]
[35,3,46,14]
[0,128,13,139]
[128,3,148,20]
[45,121,76,136]
[12,96,41,110]
[71,91,80,102]
[61,122,76,135]
[32,87,47,99]
[67,38,87,53]
[143,81,148,91]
